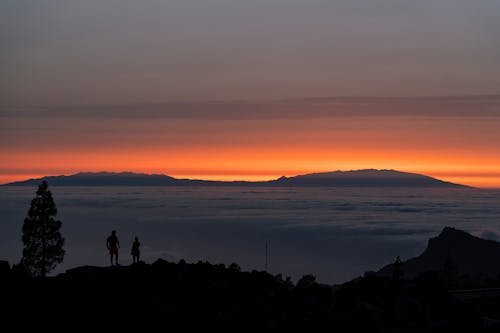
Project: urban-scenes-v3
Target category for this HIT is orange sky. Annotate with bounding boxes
[1,98,500,187]
[2,144,500,187]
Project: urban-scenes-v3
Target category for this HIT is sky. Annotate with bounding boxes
[1,1,500,187]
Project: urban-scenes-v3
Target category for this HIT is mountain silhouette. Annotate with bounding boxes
[2,169,470,188]
[269,169,469,187]
[378,227,500,279]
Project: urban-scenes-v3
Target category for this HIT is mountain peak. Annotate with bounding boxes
[272,169,469,188]
[425,226,483,255]
[435,226,476,241]
[378,227,500,279]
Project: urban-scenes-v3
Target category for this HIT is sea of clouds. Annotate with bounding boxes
[1,186,499,283]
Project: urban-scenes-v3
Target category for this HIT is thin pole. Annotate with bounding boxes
[265,241,268,271]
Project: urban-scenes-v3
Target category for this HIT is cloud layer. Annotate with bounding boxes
[2,186,499,283]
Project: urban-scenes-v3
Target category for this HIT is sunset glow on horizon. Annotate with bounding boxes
[2,169,500,188]
[0,98,500,188]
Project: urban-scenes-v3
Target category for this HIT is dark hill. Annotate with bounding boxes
[1,258,496,332]
[0,171,256,187]
[270,169,468,187]
[2,169,470,188]
[2,172,182,186]
[378,227,500,280]
[1,228,499,331]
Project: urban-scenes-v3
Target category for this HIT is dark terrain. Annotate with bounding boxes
[1,228,499,332]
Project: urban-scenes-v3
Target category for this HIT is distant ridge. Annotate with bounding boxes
[2,169,470,188]
[269,169,470,188]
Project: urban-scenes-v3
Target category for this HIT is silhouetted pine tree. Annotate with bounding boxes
[21,181,65,277]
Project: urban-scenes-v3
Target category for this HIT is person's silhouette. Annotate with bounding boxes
[392,255,403,281]
[106,230,120,266]
[131,236,141,264]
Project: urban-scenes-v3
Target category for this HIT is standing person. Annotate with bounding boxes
[392,255,403,281]
[106,230,120,266]
[131,236,141,264]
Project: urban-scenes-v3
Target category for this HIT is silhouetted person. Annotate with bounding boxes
[106,230,120,266]
[392,255,404,281]
[131,236,141,264]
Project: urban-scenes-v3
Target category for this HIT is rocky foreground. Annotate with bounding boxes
[1,227,500,332]
[0,260,498,332]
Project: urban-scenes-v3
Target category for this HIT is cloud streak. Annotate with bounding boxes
[2,95,500,120]
[1,1,500,105]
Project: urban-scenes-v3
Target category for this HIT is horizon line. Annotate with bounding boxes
[0,168,485,188]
